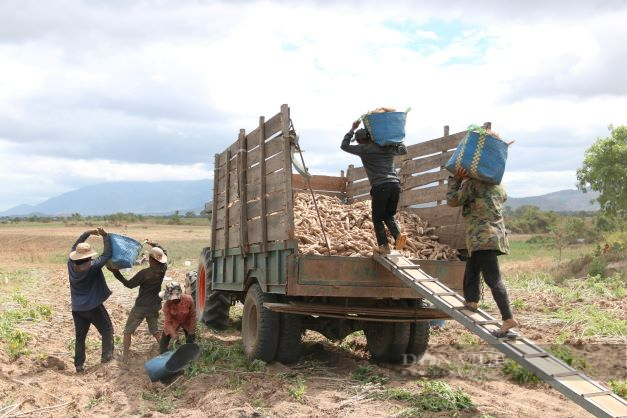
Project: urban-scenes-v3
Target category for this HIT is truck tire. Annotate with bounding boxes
[364,322,410,363]
[405,321,430,362]
[275,313,303,364]
[194,247,212,318]
[242,283,279,362]
[202,291,231,330]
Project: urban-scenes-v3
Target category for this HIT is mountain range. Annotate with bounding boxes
[0,181,599,217]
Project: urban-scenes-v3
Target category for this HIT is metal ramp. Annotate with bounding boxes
[374,252,627,418]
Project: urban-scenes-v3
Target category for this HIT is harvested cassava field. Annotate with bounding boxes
[0,222,625,417]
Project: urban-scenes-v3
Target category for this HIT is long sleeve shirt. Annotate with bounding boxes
[163,294,196,337]
[112,266,165,311]
[67,232,112,311]
[447,177,509,255]
[341,131,407,188]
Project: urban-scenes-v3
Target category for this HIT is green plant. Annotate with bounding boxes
[511,298,525,310]
[141,387,181,414]
[287,377,307,402]
[0,294,52,359]
[610,379,627,399]
[502,359,540,384]
[588,257,607,277]
[412,380,474,412]
[352,365,389,384]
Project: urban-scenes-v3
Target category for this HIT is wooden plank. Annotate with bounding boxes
[217,149,228,167]
[405,131,465,159]
[400,183,449,207]
[215,227,225,249]
[210,153,219,252]
[434,224,466,249]
[259,115,268,248]
[264,112,282,140]
[281,103,295,241]
[246,191,286,220]
[402,170,451,191]
[228,223,241,248]
[246,126,261,151]
[227,201,241,226]
[223,149,231,250]
[347,165,367,183]
[265,151,285,175]
[247,176,286,201]
[402,151,455,175]
[247,150,285,185]
[238,129,248,248]
[247,134,285,166]
[215,207,226,229]
[247,211,288,244]
[292,174,346,192]
[347,179,371,197]
[404,205,462,227]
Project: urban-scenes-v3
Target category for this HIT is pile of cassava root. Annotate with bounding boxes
[294,192,459,260]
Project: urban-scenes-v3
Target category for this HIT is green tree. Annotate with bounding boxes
[577,125,627,216]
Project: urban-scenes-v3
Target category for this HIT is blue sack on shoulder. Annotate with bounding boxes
[445,125,509,185]
[363,111,408,146]
[107,233,142,269]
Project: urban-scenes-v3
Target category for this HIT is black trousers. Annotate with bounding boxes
[159,330,195,354]
[72,304,114,368]
[370,182,401,246]
[463,250,513,321]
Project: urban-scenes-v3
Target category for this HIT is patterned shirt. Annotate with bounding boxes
[447,177,509,256]
[163,294,197,337]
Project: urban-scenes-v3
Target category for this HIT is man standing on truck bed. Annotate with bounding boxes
[341,119,407,254]
[108,240,168,362]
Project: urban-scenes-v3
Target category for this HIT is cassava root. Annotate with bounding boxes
[294,192,459,260]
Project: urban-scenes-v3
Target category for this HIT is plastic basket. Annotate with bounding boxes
[445,130,509,184]
[363,111,407,146]
[107,233,142,269]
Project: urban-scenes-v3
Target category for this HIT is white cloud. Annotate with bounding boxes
[0,0,626,210]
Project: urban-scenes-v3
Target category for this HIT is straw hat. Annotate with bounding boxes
[69,243,98,261]
[149,247,168,264]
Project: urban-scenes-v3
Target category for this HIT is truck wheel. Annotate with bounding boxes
[202,291,231,330]
[405,321,430,363]
[365,322,410,363]
[242,283,279,362]
[275,313,303,364]
[194,248,212,318]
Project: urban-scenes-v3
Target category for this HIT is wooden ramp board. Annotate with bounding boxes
[374,252,627,418]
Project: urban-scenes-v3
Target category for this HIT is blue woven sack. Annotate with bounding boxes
[107,233,142,269]
[445,126,509,184]
[363,111,407,146]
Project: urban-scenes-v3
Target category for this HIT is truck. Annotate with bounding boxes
[187,104,627,418]
[191,104,468,364]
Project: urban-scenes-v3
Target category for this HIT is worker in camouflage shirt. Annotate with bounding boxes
[447,168,518,337]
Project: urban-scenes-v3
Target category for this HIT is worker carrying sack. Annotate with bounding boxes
[107,233,143,269]
[362,107,410,146]
[445,124,510,185]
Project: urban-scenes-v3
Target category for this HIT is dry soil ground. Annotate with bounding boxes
[0,223,625,417]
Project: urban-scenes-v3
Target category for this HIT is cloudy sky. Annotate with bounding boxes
[1,0,626,211]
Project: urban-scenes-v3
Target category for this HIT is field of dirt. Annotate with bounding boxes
[0,223,624,417]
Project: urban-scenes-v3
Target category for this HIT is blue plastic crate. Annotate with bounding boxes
[363,111,407,146]
[445,130,509,184]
